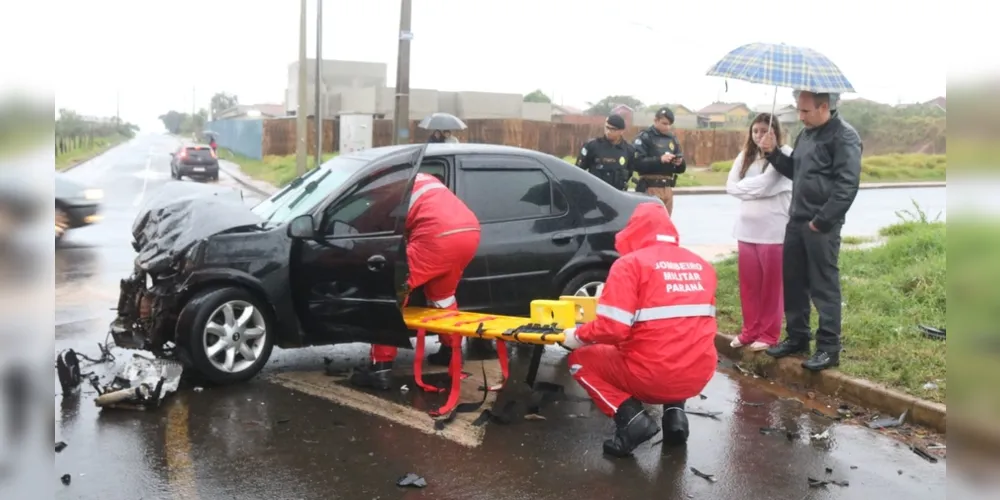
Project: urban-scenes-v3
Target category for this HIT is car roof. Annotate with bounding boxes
[336,143,561,165]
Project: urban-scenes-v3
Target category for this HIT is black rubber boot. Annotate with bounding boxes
[661,401,689,446]
[349,361,393,391]
[602,398,660,458]
[764,338,811,358]
[427,345,453,367]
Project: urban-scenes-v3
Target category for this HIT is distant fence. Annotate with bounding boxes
[254,117,746,166]
[204,119,264,159]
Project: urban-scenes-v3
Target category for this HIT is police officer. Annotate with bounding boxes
[575,114,633,191]
[633,107,686,214]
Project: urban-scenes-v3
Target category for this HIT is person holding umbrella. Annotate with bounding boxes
[758,91,862,371]
[706,43,862,372]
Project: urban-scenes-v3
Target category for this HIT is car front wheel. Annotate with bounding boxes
[181,287,275,385]
[561,268,607,299]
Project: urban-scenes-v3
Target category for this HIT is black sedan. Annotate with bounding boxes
[111,143,659,384]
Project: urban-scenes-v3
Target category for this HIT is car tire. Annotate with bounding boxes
[179,286,275,385]
[560,268,609,299]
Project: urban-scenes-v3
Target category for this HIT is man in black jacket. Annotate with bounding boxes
[758,91,863,371]
[632,107,686,214]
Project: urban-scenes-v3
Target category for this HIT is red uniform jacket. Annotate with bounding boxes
[576,202,719,402]
[405,173,479,242]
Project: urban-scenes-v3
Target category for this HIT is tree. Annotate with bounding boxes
[523,89,552,103]
[585,95,644,115]
[159,109,209,135]
[210,92,239,119]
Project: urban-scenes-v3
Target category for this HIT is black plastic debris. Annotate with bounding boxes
[825,467,833,474]
[911,445,938,463]
[60,474,71,485]
[55,441,67,453]
[808,477,828,487]
[56,350,82,394]
[685,409,722,419]
[690,467,717,483]
[276,418,291,424]
[698,393,708,400]
[918,324,945,341]
[850,465,858,470]
[397,473,427,488]
[868,410,907,429]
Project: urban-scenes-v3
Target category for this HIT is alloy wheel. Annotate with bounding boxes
[203,300,268,374]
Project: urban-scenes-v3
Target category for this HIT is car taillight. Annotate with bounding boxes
[179,150,188,159]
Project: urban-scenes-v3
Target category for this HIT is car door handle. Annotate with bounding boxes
[367,254,386,271]
[551,232,574,243]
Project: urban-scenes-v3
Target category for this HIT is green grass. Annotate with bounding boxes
[714,207,946,403]
[842,235,874,245]
[55,134,128,170]
[708,153,947,184]
[219,149,337,187]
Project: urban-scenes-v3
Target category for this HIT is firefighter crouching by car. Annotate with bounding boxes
[559,202,719,458]
[633,107,686,214]
[575,114,633,191]
[351,173,482,409]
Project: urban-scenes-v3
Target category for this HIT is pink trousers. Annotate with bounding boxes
[737,241,784,345]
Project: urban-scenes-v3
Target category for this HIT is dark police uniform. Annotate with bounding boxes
[632,108,687,214]
[575,115,633,190]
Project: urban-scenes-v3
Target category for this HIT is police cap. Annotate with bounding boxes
[655,107,675,124]
[606,114,626,130]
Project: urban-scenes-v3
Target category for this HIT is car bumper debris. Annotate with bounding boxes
[93,353,183,411]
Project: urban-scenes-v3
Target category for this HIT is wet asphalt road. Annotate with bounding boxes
[54,134,950,499]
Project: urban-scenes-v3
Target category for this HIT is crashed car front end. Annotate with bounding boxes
[110,188,266,355]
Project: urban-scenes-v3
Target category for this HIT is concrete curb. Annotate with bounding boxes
[671,181,946,195]
[217,161,276,197]
[713,331,948,435]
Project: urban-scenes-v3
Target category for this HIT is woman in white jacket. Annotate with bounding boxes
[725,113,793,351]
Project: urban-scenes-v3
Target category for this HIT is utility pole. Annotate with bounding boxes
[295,0,308,175]
[391,0,412,145]
[314,0,323,168]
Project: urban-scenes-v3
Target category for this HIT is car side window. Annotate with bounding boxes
[459,156,559,223]
[323,160,449,236]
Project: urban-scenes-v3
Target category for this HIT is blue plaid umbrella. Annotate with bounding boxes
[706,42,856,94]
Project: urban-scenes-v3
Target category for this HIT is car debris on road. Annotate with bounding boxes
[92,354,183,411]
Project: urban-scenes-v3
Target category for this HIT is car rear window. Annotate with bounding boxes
[186,147,214,159]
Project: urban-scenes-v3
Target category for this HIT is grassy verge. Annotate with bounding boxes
[218,149,338,187]
[713,208,946,403]
[55,134,128,170]
[562,153,945,188]
[708,153,946,184]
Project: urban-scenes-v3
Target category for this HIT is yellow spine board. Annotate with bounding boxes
[401,296,599,345]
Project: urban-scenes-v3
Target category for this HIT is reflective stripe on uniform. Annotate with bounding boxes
[655,234,676,243]
[596,303,716,326]
[431,295,456,308]
[409,182,446,211]
[437,227,480,237]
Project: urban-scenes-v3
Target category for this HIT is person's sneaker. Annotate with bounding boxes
[349,361,393,391]
[802,350,840,371]
[730,337,745,348]
[764,338,810,358]
[748,341,772,352]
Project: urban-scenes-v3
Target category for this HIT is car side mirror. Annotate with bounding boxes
[287,214,316,239]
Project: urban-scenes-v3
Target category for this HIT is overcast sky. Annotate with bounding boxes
[42,0,977,132]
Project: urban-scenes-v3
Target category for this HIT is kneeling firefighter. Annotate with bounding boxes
[351,172,484,414]
[559,202,719,457]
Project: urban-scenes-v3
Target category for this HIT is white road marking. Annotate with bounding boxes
[132,147,154,207]
[270,361,503,448]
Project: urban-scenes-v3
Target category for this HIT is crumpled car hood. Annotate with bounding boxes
[131,184,263,273]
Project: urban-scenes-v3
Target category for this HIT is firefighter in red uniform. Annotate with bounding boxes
[559,202,719,458]
[350,172,481,392]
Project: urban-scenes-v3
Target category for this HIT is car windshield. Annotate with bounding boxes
[251,156,369,225]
